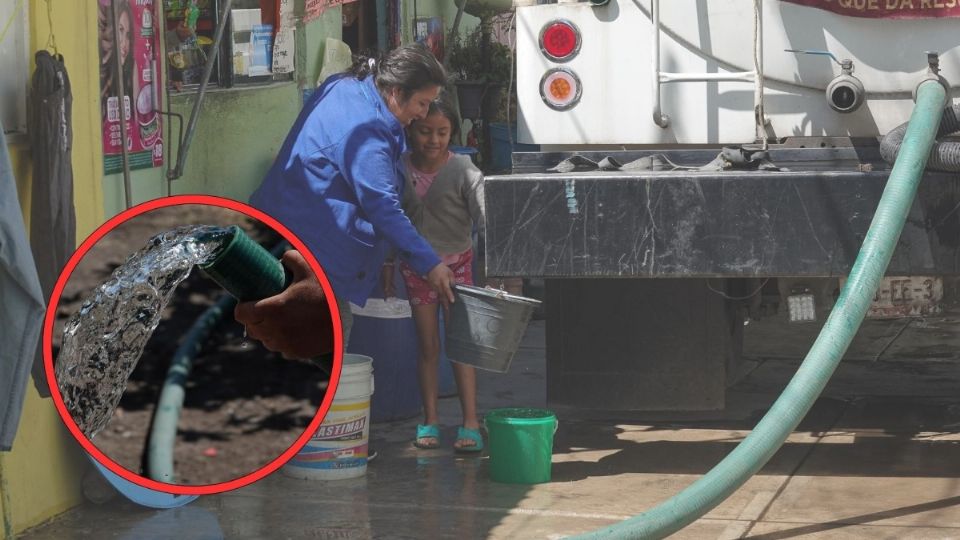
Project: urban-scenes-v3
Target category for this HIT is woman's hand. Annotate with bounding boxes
[234,250,334,360]
[426,263,456,311]
[381,262,396,300]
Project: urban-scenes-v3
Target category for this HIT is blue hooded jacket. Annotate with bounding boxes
[251,74,440,305]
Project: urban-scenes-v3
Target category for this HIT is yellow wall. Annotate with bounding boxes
[1,0,105,536]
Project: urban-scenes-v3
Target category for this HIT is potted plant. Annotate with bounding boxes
[446,24,513,121]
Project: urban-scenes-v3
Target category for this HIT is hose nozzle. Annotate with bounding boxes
[199,225,290,301]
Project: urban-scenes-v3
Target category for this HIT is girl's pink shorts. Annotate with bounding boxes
[400,250,474,306]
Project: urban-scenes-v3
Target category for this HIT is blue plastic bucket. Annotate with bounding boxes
[346,268,456,422]
[348,299,422,422]
[489,123,540,172]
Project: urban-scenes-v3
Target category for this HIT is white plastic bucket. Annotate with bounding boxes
[281,354,374,480]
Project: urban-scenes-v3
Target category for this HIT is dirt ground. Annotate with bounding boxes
[52,204,329,486]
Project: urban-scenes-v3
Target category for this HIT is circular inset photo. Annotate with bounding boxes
[45,195,342,495]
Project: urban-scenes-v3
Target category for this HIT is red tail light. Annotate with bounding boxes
[540,20,581,62]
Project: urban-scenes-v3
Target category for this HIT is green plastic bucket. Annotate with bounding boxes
[485,408,557,484]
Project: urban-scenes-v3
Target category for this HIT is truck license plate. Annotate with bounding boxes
[840,276,943,319]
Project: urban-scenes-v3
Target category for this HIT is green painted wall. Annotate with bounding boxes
[305,8,344,87]
[101,83,302,217]
[102,169,165,218]
[167,84,301,203]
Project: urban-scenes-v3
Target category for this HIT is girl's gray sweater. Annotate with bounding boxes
[401,154,485,256]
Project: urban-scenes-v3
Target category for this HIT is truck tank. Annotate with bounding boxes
[486,0,960,412]
[515,0,960,145]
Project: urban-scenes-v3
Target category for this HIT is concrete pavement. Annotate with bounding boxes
[19,308,960,539]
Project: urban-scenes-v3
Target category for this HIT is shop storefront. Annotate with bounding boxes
[1,0,478,534]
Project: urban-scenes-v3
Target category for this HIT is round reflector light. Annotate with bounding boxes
[540,68,582,111]
[539,20,581,62]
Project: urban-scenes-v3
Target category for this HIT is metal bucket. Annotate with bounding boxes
[444,284,541,373]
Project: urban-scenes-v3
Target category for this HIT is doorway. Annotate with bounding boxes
[341,0,380,55]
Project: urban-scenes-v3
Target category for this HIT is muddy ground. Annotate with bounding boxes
[53,205,328,486]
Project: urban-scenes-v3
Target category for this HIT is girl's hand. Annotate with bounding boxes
[381,262,396,300]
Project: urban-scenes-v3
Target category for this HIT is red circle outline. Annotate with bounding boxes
[43,195,343,496]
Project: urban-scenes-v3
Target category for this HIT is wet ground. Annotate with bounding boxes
[25,305,960,538]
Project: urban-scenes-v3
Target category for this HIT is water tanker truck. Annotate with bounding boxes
[481,0,960,411]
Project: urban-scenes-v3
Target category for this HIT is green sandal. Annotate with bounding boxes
[454,426,484,453]
[414,424,440,449]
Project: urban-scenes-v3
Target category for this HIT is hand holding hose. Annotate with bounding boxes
[234,251,334,360]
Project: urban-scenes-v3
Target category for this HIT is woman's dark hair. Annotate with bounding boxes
[348,43,447,101]
[426,89,461,140]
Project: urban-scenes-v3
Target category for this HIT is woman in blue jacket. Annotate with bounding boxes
[237,44,455,359]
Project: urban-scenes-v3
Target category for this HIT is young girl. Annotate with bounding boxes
[387,92,485,452]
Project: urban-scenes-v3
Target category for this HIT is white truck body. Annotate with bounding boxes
[515,0,960,146]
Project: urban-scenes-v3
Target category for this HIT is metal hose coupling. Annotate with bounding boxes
[913,51,950,103]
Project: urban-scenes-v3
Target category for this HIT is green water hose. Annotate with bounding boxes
[574,80,948,539]
[147,293,238,483]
